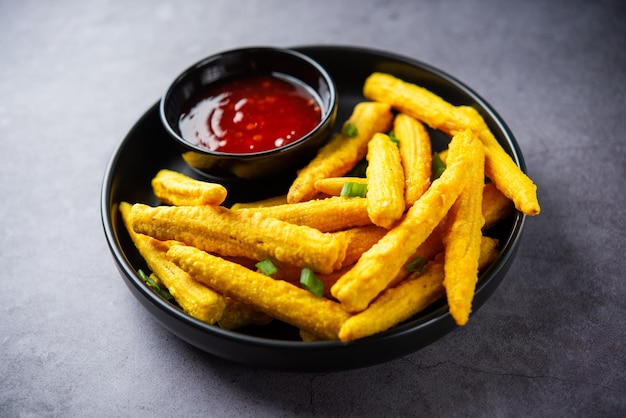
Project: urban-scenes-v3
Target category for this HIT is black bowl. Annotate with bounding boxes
[160,46,338,183]
[102,45,527,372]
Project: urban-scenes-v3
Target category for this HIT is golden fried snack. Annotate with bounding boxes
[314,177,367,197]
[384,199,500,293]
[121,202,271,328]
[151,169,227,206]
[382,174,503,292]
[229,194,287,210]
[393,113,432,206]
[331,130,481,312]
[287,101,393,203]
[364,72,479,135]
[462,106,540,216]
[363,72,540,216]
[167,245,352,340]
[366,133,406,229]
[130,203,347,274]
[235,196,371,233]
[442,137,485,326]
[482,183,514,230]
[119,202,226,323]
[338,237,500,341]
[339,257,446,341]
[332,225,388,266]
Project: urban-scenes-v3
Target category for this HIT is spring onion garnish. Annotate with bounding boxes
[388,131,401,146]
[300,267,324,297]
[406,256,426,274]
[255,258,278,276]
[343,122,359,138]
[138,269,175,301]
[431,151,447,180]
[340,181,368,198]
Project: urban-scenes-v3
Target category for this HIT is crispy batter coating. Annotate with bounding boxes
[287,101,393,203]
[130,203,347,274]
[338,237,499,341]
[235,196,371,233]
[442,137,485,326]
[119,202,227,323]
[120,202,271,328]
[363,72,540,216]
[167,245,352,340]
[151,169,227,206]
[331,130,481,312]
[366,133,406,229]
[393,113,432,206]
[463,106,540,215]
[339,257,446,341]
[364,72,479,135]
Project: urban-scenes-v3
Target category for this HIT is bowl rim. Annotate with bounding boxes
[101,44,527,367]
[158,46,338,158]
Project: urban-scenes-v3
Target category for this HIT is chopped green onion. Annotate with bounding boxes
[406,256,426,274]
[388,131,401,146]
[343,122,358,138]
[255,258,278,276]
[300,268,324,297]
[340,181,368,198]
[431,151,447,180]
[138,269,175,301]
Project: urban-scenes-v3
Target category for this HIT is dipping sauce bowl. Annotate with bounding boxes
[160,47,338,182]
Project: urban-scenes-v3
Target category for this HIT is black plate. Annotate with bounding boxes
[101,45,526,372]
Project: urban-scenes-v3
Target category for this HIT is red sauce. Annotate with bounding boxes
[179,73,322,154]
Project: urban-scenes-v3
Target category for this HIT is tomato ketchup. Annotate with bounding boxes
[179,73,322,154]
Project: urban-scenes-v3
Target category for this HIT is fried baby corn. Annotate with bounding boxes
[234,196,371,233]
[130,203,347,274]
[119,202,226,323]
[331,130,481,312]
[393,113,432,206]
[442,137,485,326]
[338,237,499,341]
[287,101,393,203]
[363,72,540,216]
[366,133,405,229]
[463,106,540,216]
[167,245,351,340]
[339,257,446,341]
[364,72,479,135]
[151,169,227,206]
